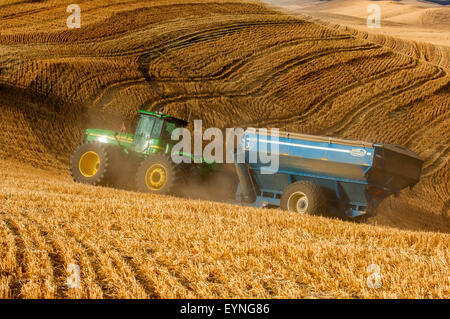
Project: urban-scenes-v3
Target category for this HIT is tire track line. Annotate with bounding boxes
[23,213,106,298]
[0,216,19,298]
[89,36,354,108]
[14,212,62,298]
[327,67,446,136]
[1,216,28,298]
[60,226,151,298]
[145,44,379,110]
[422,146,450,177]
[243,53,417,128]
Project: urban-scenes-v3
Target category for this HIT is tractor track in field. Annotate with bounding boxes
[153,258,197,295]
[250,60,447,140]
[35,18,309,60]
[422,146,450,177]
[0,2,274,44]
[2,19,323,107]
[14,212,66,298]
[19,210,198,298]
[61,223,164,298]
[110,241,198,298]
[244,55,418,129]
[134,19,307,59]
[403,102,450,148]
[1,217,28,298]
[303,15,450,69]
[441,200,450,220]
[9,212,69,298]
[88,35,353,105]
[136,19,309,80]
[57,228,119,298]
[325,66,447,137]
[0,218,18,298]
[149,36,353,82]
[23,213,106,298]
[0,15,282,48]
[85,42,379,111]
[2,210,132,298]
[111,248,161,298]
[0,4,56,19]
[90,38,373,109]
[143,44,380,110]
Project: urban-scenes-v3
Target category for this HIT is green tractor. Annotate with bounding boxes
[70,110,236,198]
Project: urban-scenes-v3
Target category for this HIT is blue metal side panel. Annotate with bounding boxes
[252,171,291,193]
[237,131,376,213]
[241,132,374,166]
[241,133,374,182]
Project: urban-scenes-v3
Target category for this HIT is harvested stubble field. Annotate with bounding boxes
[0,159,449,298]
[0,0,449,298]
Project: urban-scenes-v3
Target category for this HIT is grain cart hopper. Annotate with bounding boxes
[70,110,234,197]
[235,129,423,218]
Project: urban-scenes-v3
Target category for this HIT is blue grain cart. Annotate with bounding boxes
[235,129,423,218]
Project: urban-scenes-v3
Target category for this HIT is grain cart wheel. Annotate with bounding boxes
[70,142,112,186]
[280,181,327,215]
[135,153,181,194]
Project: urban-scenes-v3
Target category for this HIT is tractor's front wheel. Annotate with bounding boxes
[135,153,181,194]
[70,142,112,186]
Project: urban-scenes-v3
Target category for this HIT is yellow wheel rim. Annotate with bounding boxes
[79,151,101,177]
[145,164,167,191]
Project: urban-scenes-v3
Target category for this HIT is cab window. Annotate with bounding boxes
[162,121,177,140]
[133,116,155,152]
[151,118,164,138]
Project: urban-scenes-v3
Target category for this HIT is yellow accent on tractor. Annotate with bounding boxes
[79,151,100,177]
[145,164,167,190]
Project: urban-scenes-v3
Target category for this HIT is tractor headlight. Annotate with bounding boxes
[98,137,108,143]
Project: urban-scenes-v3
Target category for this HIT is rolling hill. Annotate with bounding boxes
[0,0,448,298]
[265,0,450,48]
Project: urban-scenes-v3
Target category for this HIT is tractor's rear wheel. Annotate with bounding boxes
[135,153,181,194]
[280,181,327,215]
[71,142,112,186]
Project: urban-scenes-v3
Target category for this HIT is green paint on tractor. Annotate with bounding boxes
[84,110,214,164]
[70,109,234,198]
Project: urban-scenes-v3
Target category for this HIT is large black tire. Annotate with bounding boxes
[280,181,327,215]
[70,142,114,186]
[135,153,182,194]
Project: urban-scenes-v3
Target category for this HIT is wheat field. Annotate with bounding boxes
[0,0,449,298]
[0,159,448,299]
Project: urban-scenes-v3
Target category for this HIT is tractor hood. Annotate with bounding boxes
[85,129,134,148]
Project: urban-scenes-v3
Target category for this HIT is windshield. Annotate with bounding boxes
[133,116,155,152]
[133,115,167,152]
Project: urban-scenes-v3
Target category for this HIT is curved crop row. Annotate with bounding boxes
[0,1,448,233]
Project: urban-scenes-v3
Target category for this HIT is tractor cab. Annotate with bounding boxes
[131,110,188,154]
